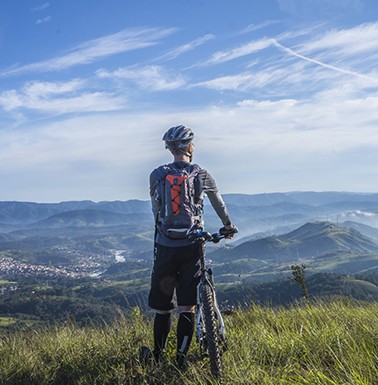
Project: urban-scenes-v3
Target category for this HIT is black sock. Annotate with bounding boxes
[177,311,195,357]
[153,312,171,360]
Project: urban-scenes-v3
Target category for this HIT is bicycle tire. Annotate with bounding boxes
[201,282,223,378]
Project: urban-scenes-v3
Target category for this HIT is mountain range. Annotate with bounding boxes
[210,220,378,283]
[0,192,378,281]
[214,221,378,262]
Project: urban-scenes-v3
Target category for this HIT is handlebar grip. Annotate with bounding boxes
[211,233,222,243]
[188,230,212,243]
[219,226,238,236]
[189,228,237,243]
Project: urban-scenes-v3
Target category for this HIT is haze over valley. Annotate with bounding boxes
[0,191,378,328]
[1,191,378,279]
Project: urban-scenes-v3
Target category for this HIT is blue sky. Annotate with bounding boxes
[1,0,378,202]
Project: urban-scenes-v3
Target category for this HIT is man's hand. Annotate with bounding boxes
[220,225,238,239]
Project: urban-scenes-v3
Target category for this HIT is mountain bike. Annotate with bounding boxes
[189,228,237,379]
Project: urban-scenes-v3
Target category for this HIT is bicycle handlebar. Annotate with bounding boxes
[189,227,238,244]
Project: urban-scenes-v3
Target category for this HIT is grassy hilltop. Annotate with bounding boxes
[0,299,377,385]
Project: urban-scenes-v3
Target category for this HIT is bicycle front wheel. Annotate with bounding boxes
[201,282,223,378]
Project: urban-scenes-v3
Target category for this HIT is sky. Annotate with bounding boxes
[1,0,378,202]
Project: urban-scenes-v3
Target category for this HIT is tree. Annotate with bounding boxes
[290,264,308,298]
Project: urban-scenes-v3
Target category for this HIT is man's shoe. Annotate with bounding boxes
[139,346,154,366]
[176,352,188,370]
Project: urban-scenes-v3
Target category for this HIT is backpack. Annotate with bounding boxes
[155,164,203,239]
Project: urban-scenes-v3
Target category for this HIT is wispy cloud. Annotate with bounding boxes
[33,2,50,11]
[3,89,377,200]
[272,39,372,79]
[237,20,281,35]
[36,16,52,25]
[193,72,276,91]
[1,27,176,77]
[300,22,378,57]
[194,20,378,95]
[202,38,273,65]
[0,80,125,113]
[97,65,186,91]
[158,34,215,62]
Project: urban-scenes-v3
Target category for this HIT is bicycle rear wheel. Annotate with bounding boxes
[201,282,223,378]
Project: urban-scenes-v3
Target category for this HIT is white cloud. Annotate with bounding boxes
[272,39,372,79]
[2,17,378,201]
[237,20,281,35]
[342,210,377,218]
[2,87,378,201]
[0,80,125,113]
[193,61,336,93]
[158,34,215,61]
[289,22,378,79]
[25,79,84,96]
[203,38,273,65]
[1,27,176,76]
[193,21,378,95]
[199,26,322,67]
[299,22,378,59]
[25,92,125,113]
[33,2,50,11]
[194,21,378,98]
[36,16,52,25]
[97,65,186,91]
[193,72,278,91]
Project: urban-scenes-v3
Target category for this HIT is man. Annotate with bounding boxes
[145,125,236,368]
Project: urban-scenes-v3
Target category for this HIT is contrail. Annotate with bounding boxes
[271,39,370,79]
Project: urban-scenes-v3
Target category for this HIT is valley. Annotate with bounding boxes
[0,192,378,328]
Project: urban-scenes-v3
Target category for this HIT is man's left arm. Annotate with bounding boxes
[149,170,161,221]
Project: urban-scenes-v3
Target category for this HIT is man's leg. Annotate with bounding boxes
[148,244,177,361]
[175,243,202,368]
[176,305,195,367]
[153,310,172,362]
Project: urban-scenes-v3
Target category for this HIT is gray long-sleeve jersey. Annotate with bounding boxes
[150,161,232,247]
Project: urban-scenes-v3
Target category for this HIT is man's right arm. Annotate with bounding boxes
[198,169,233,227]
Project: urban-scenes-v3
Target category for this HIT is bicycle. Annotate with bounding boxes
[139,227,237,379]
[189,227,238,379]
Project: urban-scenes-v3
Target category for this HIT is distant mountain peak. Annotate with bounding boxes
[283,221,338,240]
[214,220,378,262]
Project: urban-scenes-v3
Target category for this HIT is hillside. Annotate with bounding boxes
[342,220,378,242]
[0,272,376,329]
[2,191,378,234]
[0,200,151,226]
[0,300,376,385]
[0,192,378,284]
[223,191,378,206]
[31,209,152,229]
[212,221,378,262]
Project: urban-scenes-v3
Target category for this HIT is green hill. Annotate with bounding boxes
[213,221,378,262]
[32,209,152,229]
[0,200,151,225]
[0,300,376,385]
[1,272,376,328]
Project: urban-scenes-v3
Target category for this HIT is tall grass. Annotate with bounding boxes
[0,300,377,385]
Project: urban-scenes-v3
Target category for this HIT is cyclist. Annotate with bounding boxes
[146,125,236,368]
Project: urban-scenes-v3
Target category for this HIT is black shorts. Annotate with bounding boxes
[148,243,203,311]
